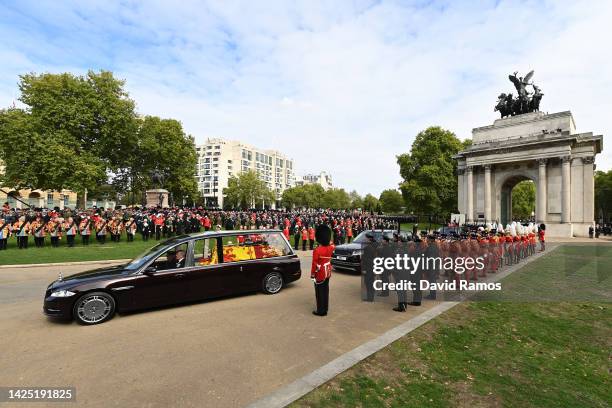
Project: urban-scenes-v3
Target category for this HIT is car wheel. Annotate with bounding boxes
[73,291,116,325]
[262,272,283,294]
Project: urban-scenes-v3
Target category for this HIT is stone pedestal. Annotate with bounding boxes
[145,189,169,208]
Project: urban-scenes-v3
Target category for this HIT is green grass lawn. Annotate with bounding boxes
[292,245,612,408]
[0,233,159,265]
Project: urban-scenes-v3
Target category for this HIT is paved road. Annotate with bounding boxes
[0,254,438,408]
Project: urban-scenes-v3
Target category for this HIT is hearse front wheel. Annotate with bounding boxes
[263,272,283,294]
[73,291,116,325]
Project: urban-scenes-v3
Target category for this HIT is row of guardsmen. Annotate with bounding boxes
[362,222,545,312]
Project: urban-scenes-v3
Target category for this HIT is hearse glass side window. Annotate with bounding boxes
[149,243,189,271]
[221,232,291,263]
[193,238,220,266]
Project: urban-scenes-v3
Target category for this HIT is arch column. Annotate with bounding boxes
[466,166,474,222]
[484,165,491,223]
[561,156,571,223]
[537,159,547,223]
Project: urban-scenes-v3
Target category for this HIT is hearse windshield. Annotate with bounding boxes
[124,241,178,271]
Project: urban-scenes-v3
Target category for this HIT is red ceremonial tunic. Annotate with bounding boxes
[311,244,335,283]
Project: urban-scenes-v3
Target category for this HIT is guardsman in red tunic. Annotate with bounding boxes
[301,227,308,251]
[283,225,290,241]
[538,223,546,251]
[308,225,315,250]
[311,225,334,316]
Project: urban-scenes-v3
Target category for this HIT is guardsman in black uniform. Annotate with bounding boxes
[293,225,300,250]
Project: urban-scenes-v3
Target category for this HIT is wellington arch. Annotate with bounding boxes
[454,111,603,237]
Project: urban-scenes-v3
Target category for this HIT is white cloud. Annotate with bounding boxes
[0,0,611,196]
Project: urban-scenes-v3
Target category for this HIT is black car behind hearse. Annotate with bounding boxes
[331,229,401,273]
[43,230,301,325]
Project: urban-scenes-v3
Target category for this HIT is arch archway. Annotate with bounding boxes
[28,192,42,208]
[499,175,536,225]
[455,111,602,237]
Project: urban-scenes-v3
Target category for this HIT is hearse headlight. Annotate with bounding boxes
[352,250,362,256]
[50,290,76,297]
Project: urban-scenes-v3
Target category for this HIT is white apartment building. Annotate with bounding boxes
[195,138,295,208]
[296,171,333,190]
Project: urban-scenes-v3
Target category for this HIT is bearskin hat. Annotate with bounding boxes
[315,224,332,246]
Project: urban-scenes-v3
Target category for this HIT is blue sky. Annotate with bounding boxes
[1,0,610,195]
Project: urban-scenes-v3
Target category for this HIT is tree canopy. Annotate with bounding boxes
[281,184,353,210]
[362,193,379,212]
[379,189,404,213]
[511,180,536,220]
[0,71,197,204]
[223,170,275,209]
[397,126,468,215]
[595,170,612,222]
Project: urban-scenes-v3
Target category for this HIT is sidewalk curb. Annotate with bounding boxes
[0,259,131,269]
[247,245,557,408]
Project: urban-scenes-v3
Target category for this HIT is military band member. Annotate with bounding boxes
[32,216,47,248]
[14,216,30,249]
[48,217,62,248]
[63,217,77,247]
[110,218,123,242]
[126,217,136,242]
[311,225,334,317]
[96,217,108,244]
[0,217,11,250]
[79,216,91,245]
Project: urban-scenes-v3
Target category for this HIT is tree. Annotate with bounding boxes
[281,184,325,208]
[0,71,138,195]
[363,194,379,212]
[128,116,198,204]
[397,126,465,216]
[379,189,404,213]
[595,170,612,223]
[322,188,351,209]
[349,190,363,209]
[223,170,274,209]
[511,180,535,220]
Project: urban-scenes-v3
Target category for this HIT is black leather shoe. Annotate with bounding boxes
[392,305,406,312]
[409,301,422,306]
[312,311,327,316]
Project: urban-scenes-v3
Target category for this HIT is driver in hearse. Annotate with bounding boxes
[164,249,186,270]
[173,249,186,269]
